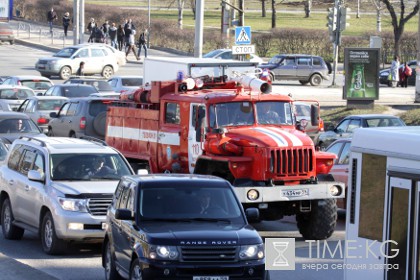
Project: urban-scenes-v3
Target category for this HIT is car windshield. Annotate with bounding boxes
[208,101,293,127]
[37,99,67,111]
[50,153,132,181]
[20,80,52,91]
[203,49,225,58]
[268,56,283,64]
[121,78,143,86]
[69,80,114,92]
[54,47,78,58]
[139,186,245,224]
[0,118,41,134]
[63,86,98,97]
[365,118,406,127]
[0,89,34,100]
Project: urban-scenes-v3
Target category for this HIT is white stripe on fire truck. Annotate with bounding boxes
[251,127,288,147]
[107,126,180,145]
[265,127,303,146]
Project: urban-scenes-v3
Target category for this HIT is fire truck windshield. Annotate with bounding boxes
[209,101,293,128]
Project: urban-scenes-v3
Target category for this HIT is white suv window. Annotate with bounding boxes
[76,49,89,58]
[91,49,106,57]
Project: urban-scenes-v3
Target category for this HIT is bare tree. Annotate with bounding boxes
[381,0,419,56]
[189,0,196,20]
[371,0,383,32]
[164,0,186,29]
[260,0,267,17]
[272,0,277,28]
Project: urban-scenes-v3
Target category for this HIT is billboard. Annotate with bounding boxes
[343,48,380,100]
[0,0,11,21]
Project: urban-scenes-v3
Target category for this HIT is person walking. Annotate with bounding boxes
[109,23,118,49]
[117,24,125,51]
[47,7,58,33]
[102,20,110,44]
[76,61,85,76]
[399,62,412,88]
[62,12,71,37]
[93,26,105,43]
[124,19,135,48]
[390,55,400,88]
[137,28,148,59]
[125,28,139,61]
[87,18,97,43]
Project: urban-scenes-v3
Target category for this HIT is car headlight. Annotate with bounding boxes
[58,197,88,212]
[380,71,389,77]
[48,60,57,65]
[239,244,264,260]
[148,245,179,260]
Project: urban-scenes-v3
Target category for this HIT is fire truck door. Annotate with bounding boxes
[188,104,205,173]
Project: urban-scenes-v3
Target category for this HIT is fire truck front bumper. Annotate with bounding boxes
[234,181,345,203]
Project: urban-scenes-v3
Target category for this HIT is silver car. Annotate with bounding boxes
[107,75,143,93]
[17,96,68,134]
[35,44,120,80]
[0,85,35,111]
[1,75,53,95]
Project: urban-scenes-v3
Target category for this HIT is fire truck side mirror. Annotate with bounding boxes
[310,104,320,126]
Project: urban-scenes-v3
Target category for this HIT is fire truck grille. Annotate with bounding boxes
[270,147,314,176]
[181,246,238,262]
[88,198,113,216]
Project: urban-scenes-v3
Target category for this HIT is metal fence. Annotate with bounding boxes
[16,22,70,48]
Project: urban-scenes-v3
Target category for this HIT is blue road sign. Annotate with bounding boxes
[235,26,251,45]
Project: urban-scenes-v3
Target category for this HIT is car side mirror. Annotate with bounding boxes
[50,112,57,118]
[115,208,135,221]
[245,208,259,223]
[28,170,45,182]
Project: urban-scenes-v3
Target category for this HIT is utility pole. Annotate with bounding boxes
[73,0,80,45]
[147,0,151,48]
[79,0,85,43]
[194,0,204,57]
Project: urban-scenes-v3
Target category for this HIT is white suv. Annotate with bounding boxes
[35,44,120,80]
[0,136,134,254]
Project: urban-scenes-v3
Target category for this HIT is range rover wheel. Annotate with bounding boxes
[1,198,24,240]
[102,66,114,79]
[59,66,72,80]
[41,212,67,255]
[296,199,337,240]
[309,73,322,86]
[104,240,123,280]
[130,258,143,280]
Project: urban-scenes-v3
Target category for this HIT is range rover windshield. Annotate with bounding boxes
[209,101,293,127]
[139,186,245,225]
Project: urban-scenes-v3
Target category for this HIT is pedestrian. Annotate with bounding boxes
[390,55,400,88]
[87,18,96,43]
[137,28,148,59]
[62,12,71,37]
[76,61,85,76]
[47,7,58,33]
[93,26,105,43]
[399,62,411,88]
[124,19,135,47]
[117,24,125,51]
[125,28,139,61]
[102,20,110,44]
[109,23,118,49]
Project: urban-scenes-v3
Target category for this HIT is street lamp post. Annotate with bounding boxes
[147,0,150,48]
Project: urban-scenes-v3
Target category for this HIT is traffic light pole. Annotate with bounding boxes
[331,0,341,86]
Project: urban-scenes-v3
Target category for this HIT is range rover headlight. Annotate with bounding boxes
[58,197,88,212]
[239,244,264,260]
[148,245,179,260]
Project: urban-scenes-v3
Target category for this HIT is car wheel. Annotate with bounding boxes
[129,258,143,280]
[102,66,114,79]
[309,74,322,86]
[104,240,123,280]
[388,80,392,87]
[41,212,67,255]
[93,111,107,137]
[1,198,24,240]
[9,40,14,45]
[299,80,309,85]
[47,128,54,136]
[59,66,72,80]
[69,132,76,138]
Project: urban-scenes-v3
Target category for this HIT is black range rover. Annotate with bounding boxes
[102,174,268,280]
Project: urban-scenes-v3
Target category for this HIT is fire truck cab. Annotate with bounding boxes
[106,57,345,240]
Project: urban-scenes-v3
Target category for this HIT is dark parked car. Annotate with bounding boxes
[379,60,416,86]
[0,22,14,45]
[314,114,406,150]
[48,97,115,139]
[259,54,330,86]
[325,138,351,209]
[43,84,98,98]
[102,174,267,280]
[0,111,45,145]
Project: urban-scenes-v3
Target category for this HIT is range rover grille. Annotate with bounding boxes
[181,246,238,262]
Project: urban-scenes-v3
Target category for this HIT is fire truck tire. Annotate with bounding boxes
[93,111,107,137]
[296,199,337,240]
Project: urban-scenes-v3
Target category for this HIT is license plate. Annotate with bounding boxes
[193,277,229,280]
[282,188,309,197]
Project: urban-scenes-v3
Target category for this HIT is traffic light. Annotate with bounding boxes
[339,7,351,31]
[326,7,337,43]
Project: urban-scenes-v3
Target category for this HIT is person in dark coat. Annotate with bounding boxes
[137,28,148,59]
[117,24,125,51]
[76,61,85,76]
[62,12,71,37]
[87,18,97,43]
[109,23,118,49]
[47,7,58,33]
[93,27,105,43]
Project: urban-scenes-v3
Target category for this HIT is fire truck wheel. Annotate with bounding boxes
[296,199,337,240]
[93,111,107,137]
[101,66,114,79]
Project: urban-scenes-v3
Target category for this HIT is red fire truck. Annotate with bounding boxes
[105,58,345,240]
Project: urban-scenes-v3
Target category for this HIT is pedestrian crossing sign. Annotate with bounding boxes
[235,26,251,45]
